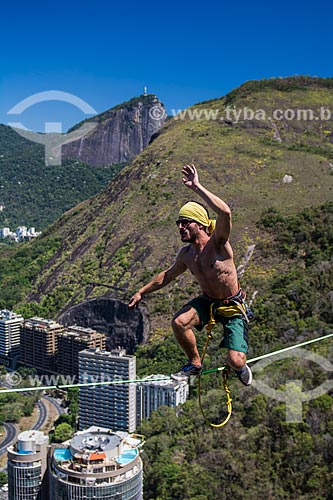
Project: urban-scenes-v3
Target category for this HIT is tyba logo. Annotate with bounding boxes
[252,347,333,423]
[7,90,98,166]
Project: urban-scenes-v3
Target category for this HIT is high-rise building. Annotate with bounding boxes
[49,426,144,499]
[0,310,24,362]
[20,317,64,373]
[7,430,49,500]
[56,325,106,377]
[136,374,189,425]
[78,348,136,432]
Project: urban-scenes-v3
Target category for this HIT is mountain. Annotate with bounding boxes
[62,94,167,166]
[0,94,166,229]
[0,76,332,320]
[0,76,332,499]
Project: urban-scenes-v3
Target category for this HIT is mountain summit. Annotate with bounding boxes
[62,94,167,166]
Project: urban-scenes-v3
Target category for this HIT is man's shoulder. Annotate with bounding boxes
[176,245,192,264]
[178,244,192,257]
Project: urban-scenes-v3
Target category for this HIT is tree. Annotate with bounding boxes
[54,422,73,443]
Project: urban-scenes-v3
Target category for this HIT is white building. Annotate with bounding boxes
[0,310,24,358]
[49,426,144,500]
[7,430,49,500]
[0,227,10,238]
[136,374,189,425]
[79,348,137,432]
[0,226,42,242]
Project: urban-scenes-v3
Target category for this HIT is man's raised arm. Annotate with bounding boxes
[182,164,232,242]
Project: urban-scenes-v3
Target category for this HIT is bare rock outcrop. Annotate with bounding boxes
[57,297,149,354]
[62,94,167,166]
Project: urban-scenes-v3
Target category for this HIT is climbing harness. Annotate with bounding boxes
[198,290,252,428]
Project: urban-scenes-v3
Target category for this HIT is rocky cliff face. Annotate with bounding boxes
[62,94,167,166]
[57,298,149,354]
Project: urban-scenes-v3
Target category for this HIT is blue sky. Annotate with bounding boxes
[1,0,332,132]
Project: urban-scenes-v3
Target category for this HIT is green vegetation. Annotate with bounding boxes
[0,369,40,423]
[0,235,61,310]
[53,422,74,443]
[224,75,333,104]
[139,393,333,500]
[0,124,125,228]
[0,391,38,423]
[136,203,333,500]
[50,387,79,443]
[247,202,333,351]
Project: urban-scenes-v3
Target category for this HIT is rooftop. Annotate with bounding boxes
[24,317,63,330]
[0,309,23,321]
[71,431,121,454]
[79,348,134,359]
[52,427,144,476]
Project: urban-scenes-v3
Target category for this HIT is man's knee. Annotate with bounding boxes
[171,312,188,333]
[227,350,246,370]
[172,306,199,332]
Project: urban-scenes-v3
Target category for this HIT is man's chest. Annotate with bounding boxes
[184,246,229,277]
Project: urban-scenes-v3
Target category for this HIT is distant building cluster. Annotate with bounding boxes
[0,226,42,242]
[20,318,106,376]
[0,309,189,497]
[0,311,189,433]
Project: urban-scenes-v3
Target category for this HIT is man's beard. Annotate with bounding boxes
[180,230,196,243]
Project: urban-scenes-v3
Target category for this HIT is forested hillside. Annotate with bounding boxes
[1,76,332,325]
[136,203,333,500]
[0,124,124,229]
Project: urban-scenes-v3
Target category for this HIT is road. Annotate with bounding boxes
[42,394,65,416]
[0,393,65,452]
[0,423,17,456]
[31,399,47,431]
[32,394,66,431]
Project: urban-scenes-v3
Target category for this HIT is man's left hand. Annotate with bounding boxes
[182,164,200,190]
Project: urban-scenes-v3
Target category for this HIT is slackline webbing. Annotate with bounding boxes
[0,332,332,394]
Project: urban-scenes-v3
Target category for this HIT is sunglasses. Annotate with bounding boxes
[176,219,196,228]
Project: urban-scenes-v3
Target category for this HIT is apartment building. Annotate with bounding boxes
[78,348,137,432]
[136,374,189,425]
[0,310,23,362]
[49,426,143,499]
[7,430,49,500]
[20,317,64,373]
[56,325,106,377]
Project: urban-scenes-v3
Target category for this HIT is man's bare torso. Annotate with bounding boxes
[180,235,239,299]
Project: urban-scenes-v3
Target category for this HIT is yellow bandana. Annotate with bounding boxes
[179,202,216,234]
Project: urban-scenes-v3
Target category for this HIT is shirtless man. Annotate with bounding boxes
[128,164,252,385]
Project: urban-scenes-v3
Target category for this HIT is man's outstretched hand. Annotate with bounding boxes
[128,292,142,309]
[182,164,200,190]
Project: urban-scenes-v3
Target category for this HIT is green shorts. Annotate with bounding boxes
[186,295,249,354]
